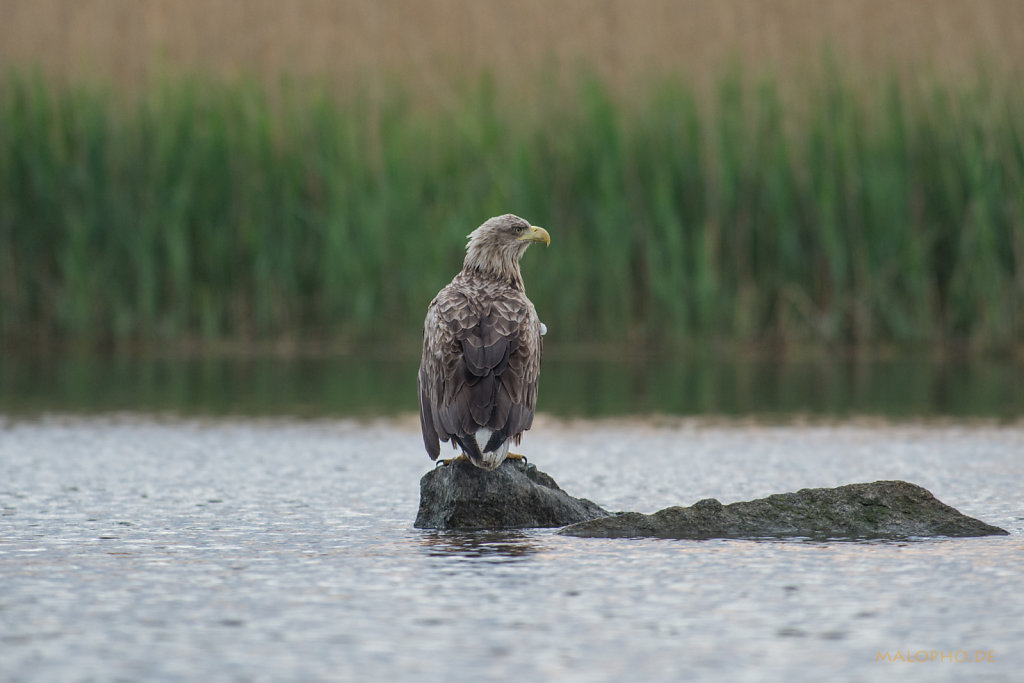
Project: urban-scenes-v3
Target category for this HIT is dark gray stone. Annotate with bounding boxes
[558,480,1009,540]
[414,458,610,530]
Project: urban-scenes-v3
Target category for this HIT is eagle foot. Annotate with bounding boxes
[437,453,471,467]
[506,452,528,465]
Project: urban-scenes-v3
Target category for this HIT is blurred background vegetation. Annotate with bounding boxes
[1,1,1023,416]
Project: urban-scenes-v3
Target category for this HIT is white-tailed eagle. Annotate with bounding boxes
[418,214,550,469]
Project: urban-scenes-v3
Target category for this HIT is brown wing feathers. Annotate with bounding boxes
[419,280,540,461]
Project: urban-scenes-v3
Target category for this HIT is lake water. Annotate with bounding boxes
[3,351,1023,418]
[2,414,1022,682]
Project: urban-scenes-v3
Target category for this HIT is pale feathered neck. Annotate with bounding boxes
[462,238,527,290]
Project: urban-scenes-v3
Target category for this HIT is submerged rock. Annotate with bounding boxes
[414,458,610,530]
[559,480,1009,540]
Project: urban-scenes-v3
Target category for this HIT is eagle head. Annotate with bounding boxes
[463,214,550,283]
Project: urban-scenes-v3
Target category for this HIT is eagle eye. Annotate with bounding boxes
[514,224,525,234]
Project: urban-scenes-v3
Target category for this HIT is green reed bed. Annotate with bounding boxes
[1,69,1021,351]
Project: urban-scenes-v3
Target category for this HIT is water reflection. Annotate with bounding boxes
[418,530,547,563]
[1,350,1022,417]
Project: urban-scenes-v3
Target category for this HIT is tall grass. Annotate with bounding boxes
[1,68,1022,351]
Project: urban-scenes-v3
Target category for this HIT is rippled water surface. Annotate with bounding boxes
[2,416,1022,682]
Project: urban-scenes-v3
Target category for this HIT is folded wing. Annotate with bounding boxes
[418,282,542,460]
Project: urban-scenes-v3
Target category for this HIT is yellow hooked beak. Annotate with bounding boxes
[518,225,551,246]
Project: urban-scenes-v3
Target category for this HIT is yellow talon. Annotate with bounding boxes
[437,453,471,467]
[506,452,527,463]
